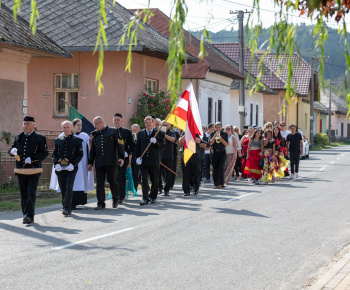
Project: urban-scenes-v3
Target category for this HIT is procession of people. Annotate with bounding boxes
[9,115,308,224]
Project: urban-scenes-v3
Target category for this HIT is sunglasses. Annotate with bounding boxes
[225,128,231,130]
[280,125,285,127]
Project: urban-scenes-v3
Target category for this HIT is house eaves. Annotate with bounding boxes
[0,3,71,58]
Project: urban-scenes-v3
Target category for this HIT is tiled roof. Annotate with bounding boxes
[2,0,195,62]
[314,101,329,114]
[208,43,276,94]
[130,8,244,80]
[213,43,286,91]
[0,3,71,58]
[256,52,314,96]
[320,89,349,115]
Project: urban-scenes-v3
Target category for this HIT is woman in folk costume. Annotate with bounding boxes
[224,125,238,185]
[245,129,263,185]
[240,127,254,179]
[50,118,94,208]
[273,126,289,179]
[261,129,276,184]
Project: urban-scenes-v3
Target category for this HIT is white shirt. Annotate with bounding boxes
[234,133,241,150]
[281,129,304,139]
[225,135,237,154]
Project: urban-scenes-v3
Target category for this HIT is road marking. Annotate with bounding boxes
[53,227,135,250]
[319,167,326,171]
[226,192,260,202]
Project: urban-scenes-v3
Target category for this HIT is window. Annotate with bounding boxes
[218,100,222,122]
[144,78,158,91]
[54,73,79,116]
[208,98,212,124]
[256,105,259,126]
[250,103,253,125]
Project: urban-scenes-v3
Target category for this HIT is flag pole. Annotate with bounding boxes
[63,99,71,108]
[140,109,173,159]
[140,119,166,159]
[160,162,178,176]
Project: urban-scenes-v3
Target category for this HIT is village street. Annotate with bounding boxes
[1,146,350,289]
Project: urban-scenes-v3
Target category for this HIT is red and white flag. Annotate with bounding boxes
[165,82,203,164]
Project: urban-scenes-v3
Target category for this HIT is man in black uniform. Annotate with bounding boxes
[53,121,84,216]
[9,116,48,224]
[179,134,205,196]
[134,116,164,205]
[88,116,124,209]
[159,122,177,196]
[113,113,135,203]
[209,122,228,189]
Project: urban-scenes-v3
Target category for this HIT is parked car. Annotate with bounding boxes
[300,137,310,159]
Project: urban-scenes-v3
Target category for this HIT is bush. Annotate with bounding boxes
[314,133,329,147]
[130,89,174,129]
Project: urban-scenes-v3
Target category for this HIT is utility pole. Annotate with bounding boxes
[230,10,250,130]
[328,81,342,144]
[310,58,315,149]
[310,56,328,148]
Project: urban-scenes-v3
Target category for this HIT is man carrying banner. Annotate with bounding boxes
[134,116,164,205]
[164,82,203,178]
[9,116,48,224]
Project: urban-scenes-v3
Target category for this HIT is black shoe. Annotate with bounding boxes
[23,216,34,224]
[194,191,198,195]
[184,192,190,196]
[118,200,123,204]
[140,200,149,206]
[94,205,105,210]
[62,209,70,216]
[150,198,157,204]
[164,191,169,196]
[112,202,118,208]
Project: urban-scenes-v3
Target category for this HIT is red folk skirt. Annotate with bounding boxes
[241,138,249,178]
[244,150,262,179]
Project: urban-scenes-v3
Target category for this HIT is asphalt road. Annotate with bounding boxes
[1,146,350,289]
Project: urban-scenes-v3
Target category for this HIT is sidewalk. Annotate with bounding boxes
[310,248,350,290]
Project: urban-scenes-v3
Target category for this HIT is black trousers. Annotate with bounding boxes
[160,159,173,192]
[56,168,78,212]
[289,151,300,174]
[96,166,119,206]
[200,158,205,179]
[212,151,226,186]
[118,158,129,201]
[132,163,141,191]
[234,155,242,177]
[17,174,40,218]
[140,164,159,201]
[182,154,201,193]
[204,153,211,180]
[169,150,178,188]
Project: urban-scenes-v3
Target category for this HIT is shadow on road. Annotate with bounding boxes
[211,207,270,218]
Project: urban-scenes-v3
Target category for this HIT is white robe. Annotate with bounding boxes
[50,132,95,193]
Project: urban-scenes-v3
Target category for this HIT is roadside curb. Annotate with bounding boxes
[309,248,350,289]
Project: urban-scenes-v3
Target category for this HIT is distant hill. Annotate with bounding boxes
[191,23,349,93]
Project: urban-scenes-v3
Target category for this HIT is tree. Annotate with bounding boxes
[7,0,350,115]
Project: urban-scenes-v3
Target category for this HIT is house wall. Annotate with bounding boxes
[299,98,310,139]
[314,112,327,134]
[263,92,289,126]
[0,48,31,151]
[332,114,350,138]
[230,89,264,128]
[196,73,232,126]
[27,51,168,131]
